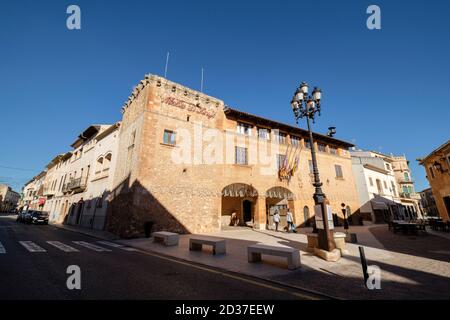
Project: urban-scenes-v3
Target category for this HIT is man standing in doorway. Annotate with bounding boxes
[273,210,280,232]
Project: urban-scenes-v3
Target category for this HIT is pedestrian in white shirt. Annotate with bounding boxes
[273,210,280,232]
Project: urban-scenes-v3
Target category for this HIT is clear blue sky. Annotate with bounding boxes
[1,0,449,193]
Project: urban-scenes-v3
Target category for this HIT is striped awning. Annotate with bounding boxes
[265,187,294,200]
[222,183,258,197]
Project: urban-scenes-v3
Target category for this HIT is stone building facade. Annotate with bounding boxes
[106,75,360,238]
[419,187,439,217]
[419,140,450,221]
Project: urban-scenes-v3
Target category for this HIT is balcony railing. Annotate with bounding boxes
[399,192,420,199]
[67,176,88,192]
[43,187,55,196]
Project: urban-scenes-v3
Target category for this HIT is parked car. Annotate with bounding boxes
[16,211,32,223]
[16,210,49,225]
[29,211,49,225]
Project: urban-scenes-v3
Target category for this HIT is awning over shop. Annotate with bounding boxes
[371,200,388,210]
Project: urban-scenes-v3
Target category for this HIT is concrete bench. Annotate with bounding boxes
[247,244,300,270]
[152,231,179,246]
[189,236,226,255]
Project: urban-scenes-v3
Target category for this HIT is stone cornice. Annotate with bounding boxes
[121,74,224,114]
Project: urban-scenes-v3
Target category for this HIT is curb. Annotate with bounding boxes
[50,223,120,241]
[50,223,340,300]
[117,240,341,300]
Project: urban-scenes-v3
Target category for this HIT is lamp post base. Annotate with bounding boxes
[313,247,342,262]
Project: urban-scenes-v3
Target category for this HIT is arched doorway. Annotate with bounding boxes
[265,187,295,231]
[221,183,258,228]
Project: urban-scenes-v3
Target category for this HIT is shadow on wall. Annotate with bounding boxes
[105,175,189,239]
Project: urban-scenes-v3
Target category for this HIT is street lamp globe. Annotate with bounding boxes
[299,81,309,94]
[312,87,322,101]
[295,90,304,102]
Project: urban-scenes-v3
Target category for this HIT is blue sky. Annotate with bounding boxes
[0,0,449,193]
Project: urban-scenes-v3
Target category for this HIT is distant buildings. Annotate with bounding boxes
[418,140,450,221]
[0,184,20,212]
[351,150,421,223]
[21,123,120,230]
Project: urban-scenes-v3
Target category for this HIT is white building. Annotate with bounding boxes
[351,150,403,223]
[41,123,121,230]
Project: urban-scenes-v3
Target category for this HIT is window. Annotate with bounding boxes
[305,139,311,149]
[308,160,314,174]
[277,154,286,170]
[429,166,435,179]
[257,128,270,140]
[104,153,112,172]
[391,181,397,196]
[237,122,252,136]
[235,147,248,165]
[291,136,300,147]
[376,179,383,194]
[275,132,287,144]
[384,181,388,189]
[403,172,410,181]
[318,143,326,152]
[335,165,343,178]
[386,163,391,170]
[329,146,337,155]
[96,157,103,176]
[163,129,176,145]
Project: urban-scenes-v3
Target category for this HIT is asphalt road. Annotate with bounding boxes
[0,215,321,300]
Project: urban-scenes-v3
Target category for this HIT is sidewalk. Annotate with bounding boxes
[54,222,450,299]
[50,223,120,241]
[118,224,450,299]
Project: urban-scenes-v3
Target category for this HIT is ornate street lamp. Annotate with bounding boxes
[291,82,335,252]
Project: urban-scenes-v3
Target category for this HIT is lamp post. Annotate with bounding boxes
[341,202,349,231]
[291,82,335,252]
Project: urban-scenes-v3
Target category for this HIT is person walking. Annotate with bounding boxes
[273,210,280,232]
[286,209,296,233]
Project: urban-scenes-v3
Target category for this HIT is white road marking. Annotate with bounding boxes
[19,241,46,252]
[97,241,138,251]
[46,241,79,252]
[72,241,111,252]
[0,242,5,254]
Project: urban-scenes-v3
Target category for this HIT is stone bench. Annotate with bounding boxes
[247,244,301,270]
[189,236,226,255]
[152,231,179,246]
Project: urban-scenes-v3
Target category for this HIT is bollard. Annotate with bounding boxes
[358,246,369,287]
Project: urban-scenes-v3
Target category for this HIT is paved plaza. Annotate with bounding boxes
[119,224,450,299]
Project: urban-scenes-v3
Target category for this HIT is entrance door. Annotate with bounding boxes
[443,196,450,218]
[243,200,252,223]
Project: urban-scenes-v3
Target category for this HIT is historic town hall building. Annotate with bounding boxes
[105,75,360,237]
